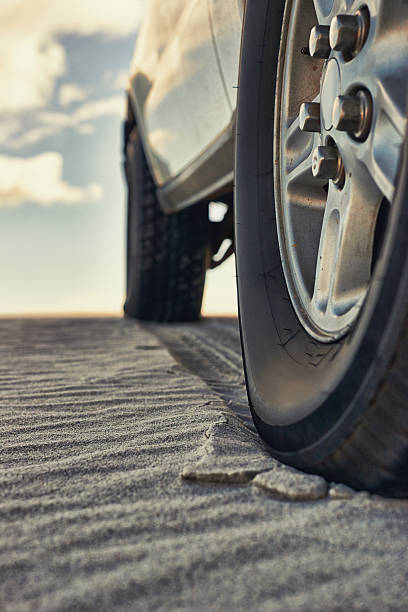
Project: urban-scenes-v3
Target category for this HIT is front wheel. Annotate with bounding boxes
[235,0,408,496]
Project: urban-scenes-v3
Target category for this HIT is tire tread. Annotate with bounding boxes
[124,127,208,322]
[317,323,408,495]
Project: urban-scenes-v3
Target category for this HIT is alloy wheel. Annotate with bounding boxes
[274,0,408,342]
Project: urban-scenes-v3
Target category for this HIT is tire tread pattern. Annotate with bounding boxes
[124,127,208,322]
[318,324,408,496]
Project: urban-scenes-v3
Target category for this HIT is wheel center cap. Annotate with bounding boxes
[321,59,341,131]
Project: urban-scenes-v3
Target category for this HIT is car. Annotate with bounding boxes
[123,0,408,497]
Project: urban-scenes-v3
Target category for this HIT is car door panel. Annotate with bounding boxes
[208,0,243,111]
[130,0,231,187]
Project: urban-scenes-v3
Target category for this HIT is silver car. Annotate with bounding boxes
[124,0,408,497]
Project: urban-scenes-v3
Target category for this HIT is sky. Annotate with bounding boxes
[0,0,237,316]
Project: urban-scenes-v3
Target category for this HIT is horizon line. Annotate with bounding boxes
[0,312,238,319]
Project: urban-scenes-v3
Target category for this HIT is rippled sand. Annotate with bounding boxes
[1,317,407,611]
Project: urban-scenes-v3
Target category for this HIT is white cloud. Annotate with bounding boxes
[72,96,125,123]
[10,125,58,149]
[59,83,87,107]
[7,96,125,148]
[0,118,23,144]
[0,153,102,207]
[0,33,66,113]
[103,69,129,90]
[0,0,143,112]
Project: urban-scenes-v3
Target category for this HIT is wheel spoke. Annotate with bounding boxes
[367,89,406,202]
[345,8,408,201]
[312,162,382,319]
[368,54,408,200]
[312,0,337,24]
[284,117,319,187]
[286,139,315,187]
[344,65,408,202]
[354,2,408,128]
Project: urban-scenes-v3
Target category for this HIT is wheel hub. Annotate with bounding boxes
[274,0,408,342]
[320,59,341,131]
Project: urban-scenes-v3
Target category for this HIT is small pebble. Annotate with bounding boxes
[329,483,357,500]
[253,466,328,501]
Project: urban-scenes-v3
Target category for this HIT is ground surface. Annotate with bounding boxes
[1,316,407,611]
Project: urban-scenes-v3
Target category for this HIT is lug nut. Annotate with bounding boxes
[309,25,331,59]
[332,95,362,132]
[332,91,372,139]
[312,146,343,181]
[330,11,369,55]
[299,102,321,132]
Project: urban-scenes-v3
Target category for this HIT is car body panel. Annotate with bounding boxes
[128,0,243,212]
[208,0,243,109]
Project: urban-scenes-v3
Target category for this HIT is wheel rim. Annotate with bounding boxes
[274,0,408,342]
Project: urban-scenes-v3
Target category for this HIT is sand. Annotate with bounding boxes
[0,316,407,611]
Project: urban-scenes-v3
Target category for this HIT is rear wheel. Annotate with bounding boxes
[235,0,408,495]
[124,124,208,322]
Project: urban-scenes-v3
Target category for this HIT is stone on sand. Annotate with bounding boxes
[329,482,357,500]
[181,415,277,484]
[253,465,328,501]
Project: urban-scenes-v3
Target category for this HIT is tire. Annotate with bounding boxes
[124,125,208,322]
[235,0,408,496]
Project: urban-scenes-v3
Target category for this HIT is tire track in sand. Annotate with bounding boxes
[149,317,254,430]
